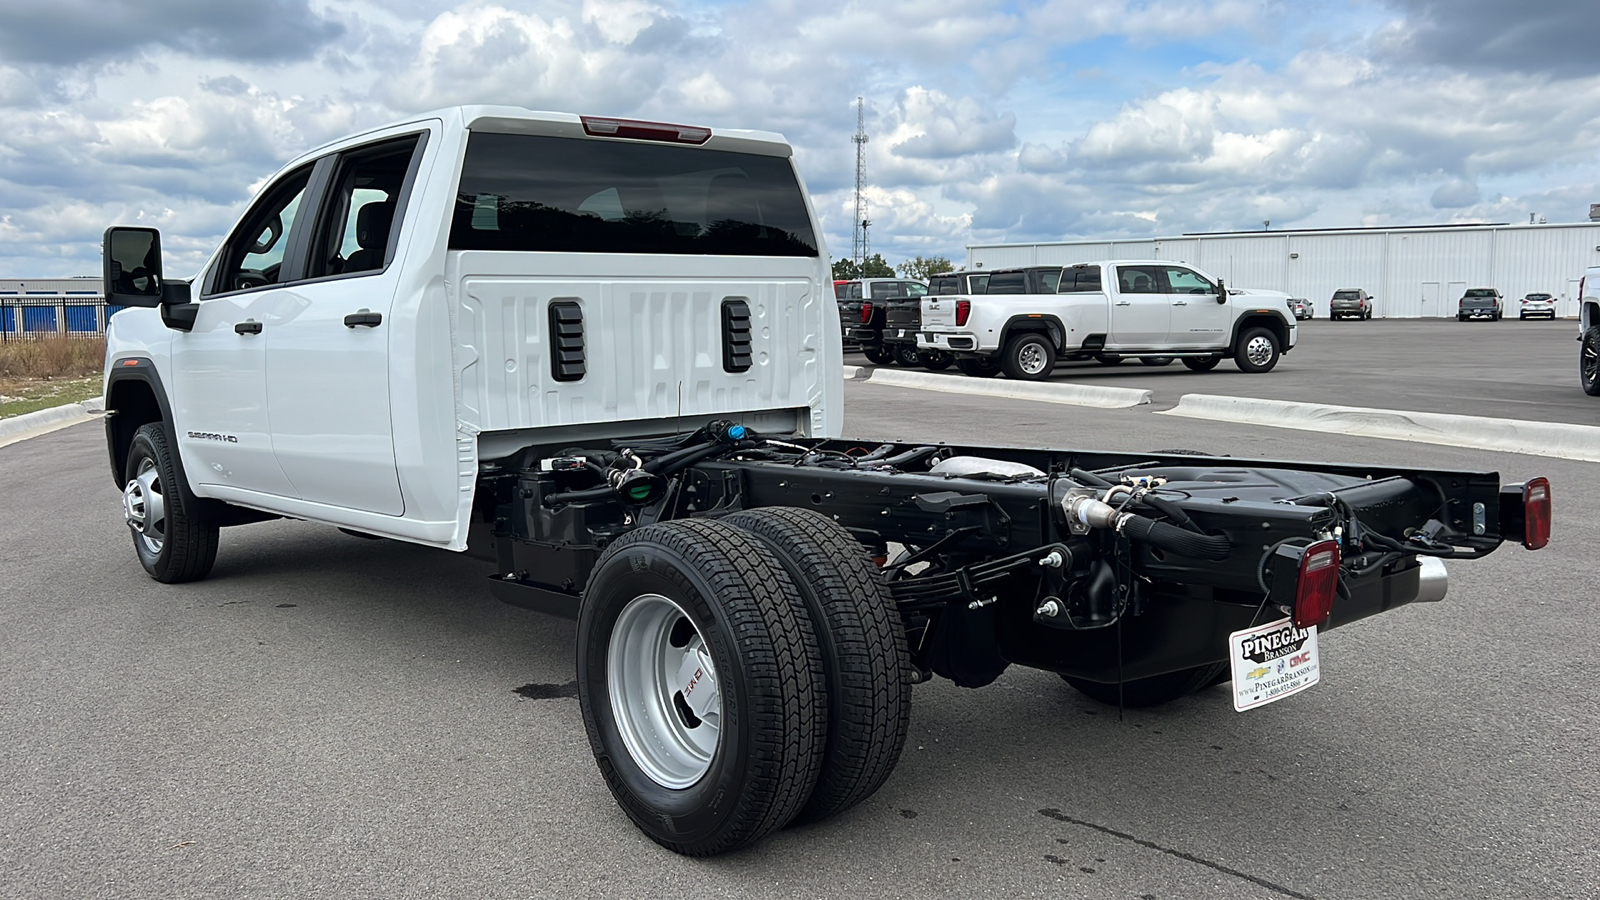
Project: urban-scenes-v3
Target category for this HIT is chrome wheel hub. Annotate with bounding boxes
[608,593,722,789]
[1245,335,1274,366]
[123,458,166,555]
[1018,343,1047,375]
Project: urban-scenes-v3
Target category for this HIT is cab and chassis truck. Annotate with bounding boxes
[101,106,1550,856]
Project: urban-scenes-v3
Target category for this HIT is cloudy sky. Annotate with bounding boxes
[2,0,1599,277]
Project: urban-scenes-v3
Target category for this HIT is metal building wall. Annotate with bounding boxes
[969,223,1600,317]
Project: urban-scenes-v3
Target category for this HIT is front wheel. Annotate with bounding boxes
[1000,332,1056,380]
[920,349,953,371]
[955,357,1003,378]
[1581,325,1600,396]
[123,423,218,583]
[1233,327,1280,373]
[577,519,826,856]
[1061,663,1230,708]
[1182,356,1221,372]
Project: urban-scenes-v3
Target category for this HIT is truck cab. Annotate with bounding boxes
[917,260,1296,379]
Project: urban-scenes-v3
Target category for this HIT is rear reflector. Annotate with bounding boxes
[580,116,711,145]
[1292,539,1341,629]
[1522,477,1551,550]
[955,299,971,326]
[861,301,874,324]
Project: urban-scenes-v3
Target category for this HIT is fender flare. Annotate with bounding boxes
[998,314,1068,352]
[105,358,177,487]
[1228,310,1293,353]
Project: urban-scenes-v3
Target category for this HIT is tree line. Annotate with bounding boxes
[831,254,954,281]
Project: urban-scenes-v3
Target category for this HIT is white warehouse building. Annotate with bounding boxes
[967,222,1600,318]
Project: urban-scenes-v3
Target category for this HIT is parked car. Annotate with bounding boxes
[1580,271,1599,395]
[1519,292,1557,320]
[1286,297,1314,320]
[1329,288,1372,320]
[1458,288,1504,321]
[835,278,927,364]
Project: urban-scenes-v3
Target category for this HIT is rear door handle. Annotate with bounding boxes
[1114,300,1132,306]
[1172,300,1189,306]
[344,310,382,328]
[235,320,262,335]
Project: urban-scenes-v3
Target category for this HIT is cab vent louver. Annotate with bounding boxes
[549,300,585,381]
[722,297,753,373]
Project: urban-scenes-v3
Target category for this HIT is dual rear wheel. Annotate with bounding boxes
[577,509,910,856]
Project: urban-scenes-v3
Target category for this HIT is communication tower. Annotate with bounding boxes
[851,98,870,268]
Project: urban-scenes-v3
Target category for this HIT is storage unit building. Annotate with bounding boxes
[968,222,1600,318]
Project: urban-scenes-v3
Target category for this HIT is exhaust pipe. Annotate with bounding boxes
[1414,556,1448,603]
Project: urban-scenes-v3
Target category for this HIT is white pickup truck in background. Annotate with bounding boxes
[917,261,1297,379]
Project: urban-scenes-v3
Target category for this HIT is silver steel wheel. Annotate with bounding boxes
[123,457,166,556]
[608,593,722,789]
[1017,342,1048,375]
[1245,334,1275,366]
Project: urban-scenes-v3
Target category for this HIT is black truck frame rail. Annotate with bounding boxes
[483,423,1542,688]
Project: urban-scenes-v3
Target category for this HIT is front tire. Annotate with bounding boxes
[1581,325,1600,396]
[577,519,826,856]
[1061,662,1229,708]
[1000,332,1056,380]
[862,346,893,365]
[724,508,911,825]
[890,343,921,368]
[122,423,218,583]
[1233,327,1280,373]
[955,357,1002,378]
[920,350,953,371]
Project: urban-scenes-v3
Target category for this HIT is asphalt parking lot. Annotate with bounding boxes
[853,318,1595,426]
[3,373,1597,899]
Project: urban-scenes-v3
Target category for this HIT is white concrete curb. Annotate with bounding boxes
[1161,393,1600,463]
[847,366,1152,409]
[0,396,105,450]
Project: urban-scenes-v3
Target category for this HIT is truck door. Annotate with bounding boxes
[171,163,315,500]
[1109,264,1169,347]
[1163,265,1230,349]
[263,132,427,517]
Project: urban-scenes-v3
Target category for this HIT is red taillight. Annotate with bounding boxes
[1292,539,1341,629]
[1522,477,1551,550]
[580,116,711,144]
[955,299,971,326]
[860,301,874,324]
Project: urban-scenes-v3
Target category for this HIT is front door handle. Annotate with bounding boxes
[1114,300,1132,306]
[1172,300,1189,306]
[344,310,383,328]
[235,320,262,335]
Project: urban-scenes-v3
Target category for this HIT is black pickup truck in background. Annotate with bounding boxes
[836,277,929,365]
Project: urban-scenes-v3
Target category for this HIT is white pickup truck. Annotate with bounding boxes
[99,106,1544,857]
[916,262,1297,379]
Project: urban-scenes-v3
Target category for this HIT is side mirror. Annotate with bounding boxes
[103,226,195,328]
[103,226,167,308]
[1215,279,1227,303]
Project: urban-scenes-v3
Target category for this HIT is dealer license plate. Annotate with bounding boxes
[1227,617,1320,712]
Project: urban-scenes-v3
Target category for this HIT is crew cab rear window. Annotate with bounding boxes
[868,281,928,300]
[1059,266,1102,293]
[1464,288,1497,297]
[984,271,1029,294]
[450,133,818,256]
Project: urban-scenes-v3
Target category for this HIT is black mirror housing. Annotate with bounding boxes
[103,226,168,308]
[1215,279,1227,303]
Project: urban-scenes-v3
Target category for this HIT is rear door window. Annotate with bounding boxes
[450,133,818,256]
[1116,265,1165,294]
[1059,266,1102,293]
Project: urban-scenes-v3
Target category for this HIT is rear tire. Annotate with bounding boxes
[723,508,911,825]
[890,343,921,368]
[1061,663,1229,708]
[863,347,893,365]
[1000,332,1056,381]
[1139,356,1175,367]
[1581,325,1600,396]
[955,357,1002,378]
[123,423,218,584]
[920,350,953,371]
[1233,327,1280,373]
[1095,355,1124,365]
[1182,356,1221,372]
[576,519,826,856]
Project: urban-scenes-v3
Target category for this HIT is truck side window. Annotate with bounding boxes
[308,135,423,279]
[1059,266,1102,293]
[1037,269,1062,292]
[1116,265,1164,294]
[1164,266,1214,294]
[211,165,313,296]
